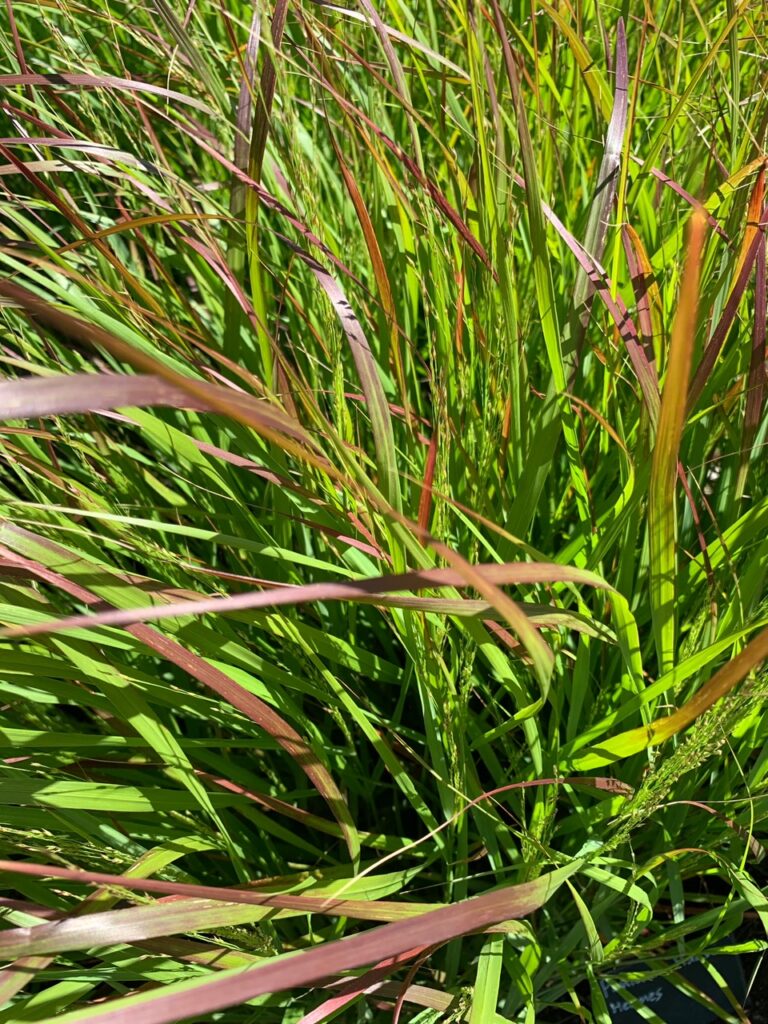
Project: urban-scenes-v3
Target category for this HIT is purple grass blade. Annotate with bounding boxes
[248,0,289,182]
[0,372,206,419]
[646,165,730,242]
[0,859,578,1024]
[233,8,261,179]
[0,370,309,442]
[295,946,430,1024]
[571,18,628,338]
[0,553,611,638]
[529,192,661,424]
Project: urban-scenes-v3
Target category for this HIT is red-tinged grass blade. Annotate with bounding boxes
[11,862,580,1024]
[0,526,358,860]
[649,213,706,675]
[0,73,214,113]
[0,372,296,438]
[646,167,730,243]
[688,167,767,410]
[736,234,766,499]
[328,129,408,426]
[0,882,475,959]
[232,8,261,184]
[572,18,628,336]
[248,0,288,185]
[538,198,660,426]
[570,624,768,770]
[0,556,612,638]
[661,800,765,861]
[0,282,337,475]
[0,859,504,928]
[305,60,493,273]
[296,947,431,1024]
[622,224,663,373]
[0,365,310,446]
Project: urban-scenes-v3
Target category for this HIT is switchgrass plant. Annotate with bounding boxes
[0,0,766,1020]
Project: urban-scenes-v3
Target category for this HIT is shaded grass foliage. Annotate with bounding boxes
[0,0,767,1020]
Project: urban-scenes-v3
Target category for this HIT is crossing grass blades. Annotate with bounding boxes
[0,0,767,1021]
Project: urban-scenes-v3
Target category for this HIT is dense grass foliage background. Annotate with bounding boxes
[0,0,767,1020]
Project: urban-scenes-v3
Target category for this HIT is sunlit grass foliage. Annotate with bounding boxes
[0,0,766,1020]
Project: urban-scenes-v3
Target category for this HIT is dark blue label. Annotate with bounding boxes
[599,953,745,1022]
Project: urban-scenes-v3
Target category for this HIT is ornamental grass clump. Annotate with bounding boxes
[0,1,766,1021]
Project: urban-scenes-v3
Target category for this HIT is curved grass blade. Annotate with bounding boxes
[0,73,213,113]
[2,861,580,1024]
[0,281,335,473]
[571,624,768,770]
[0,373,294,438]
[0,559,612,638]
